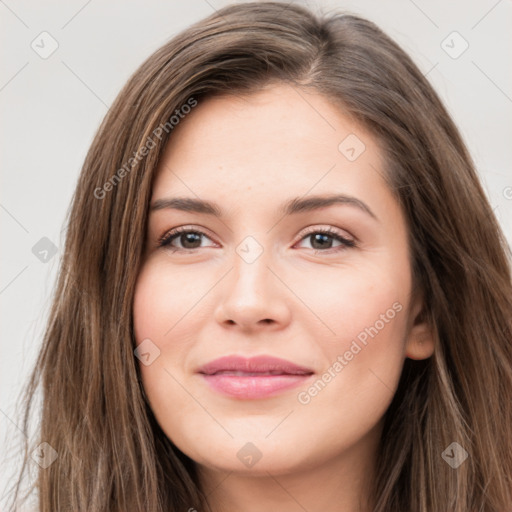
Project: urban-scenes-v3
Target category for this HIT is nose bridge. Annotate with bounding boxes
[230,235,274,304]
[215,233,289,328]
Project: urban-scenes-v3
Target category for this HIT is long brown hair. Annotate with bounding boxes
[8,2,512,510]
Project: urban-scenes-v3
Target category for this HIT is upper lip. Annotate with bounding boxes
[198,355,314,376]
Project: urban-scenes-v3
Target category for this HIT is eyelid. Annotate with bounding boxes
[296,224,355,243]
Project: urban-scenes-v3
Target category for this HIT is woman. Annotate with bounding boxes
[10,2,512,511]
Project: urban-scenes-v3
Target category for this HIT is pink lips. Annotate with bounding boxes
[198,355,314,399]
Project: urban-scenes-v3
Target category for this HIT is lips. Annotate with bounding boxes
[198,355,313,376]
[198,355,314,399]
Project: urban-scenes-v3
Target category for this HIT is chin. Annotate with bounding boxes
[175,431,321,477]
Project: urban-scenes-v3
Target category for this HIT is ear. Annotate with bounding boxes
[405,292,435,360]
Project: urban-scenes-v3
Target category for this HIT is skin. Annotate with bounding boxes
[132,83,434,512]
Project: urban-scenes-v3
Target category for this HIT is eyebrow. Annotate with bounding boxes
[150,194,377,220]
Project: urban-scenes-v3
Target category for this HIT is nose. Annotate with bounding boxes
[213,244,291,332]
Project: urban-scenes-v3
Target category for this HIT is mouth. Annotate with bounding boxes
[197,355,315,399]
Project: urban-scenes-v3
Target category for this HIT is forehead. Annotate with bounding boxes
[151,84,394,221]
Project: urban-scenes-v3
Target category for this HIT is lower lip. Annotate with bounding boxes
[200,373,314,399]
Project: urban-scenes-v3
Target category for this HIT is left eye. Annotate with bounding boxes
[157,227,356,253]
[295,229,355,251]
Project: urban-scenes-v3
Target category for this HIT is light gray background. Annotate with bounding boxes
[1,0,511,508]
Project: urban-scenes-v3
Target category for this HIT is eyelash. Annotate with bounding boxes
[157,226,356,254]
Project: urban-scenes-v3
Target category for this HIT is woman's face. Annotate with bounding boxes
[132,83,433,478]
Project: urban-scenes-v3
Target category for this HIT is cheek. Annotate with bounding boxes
[132,265,201,445]
[290,255,409,350]
[132,261,212,378]
[132,260,201,346]
[293,259,409,409]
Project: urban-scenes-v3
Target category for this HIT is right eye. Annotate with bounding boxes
[157,226,217,252]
